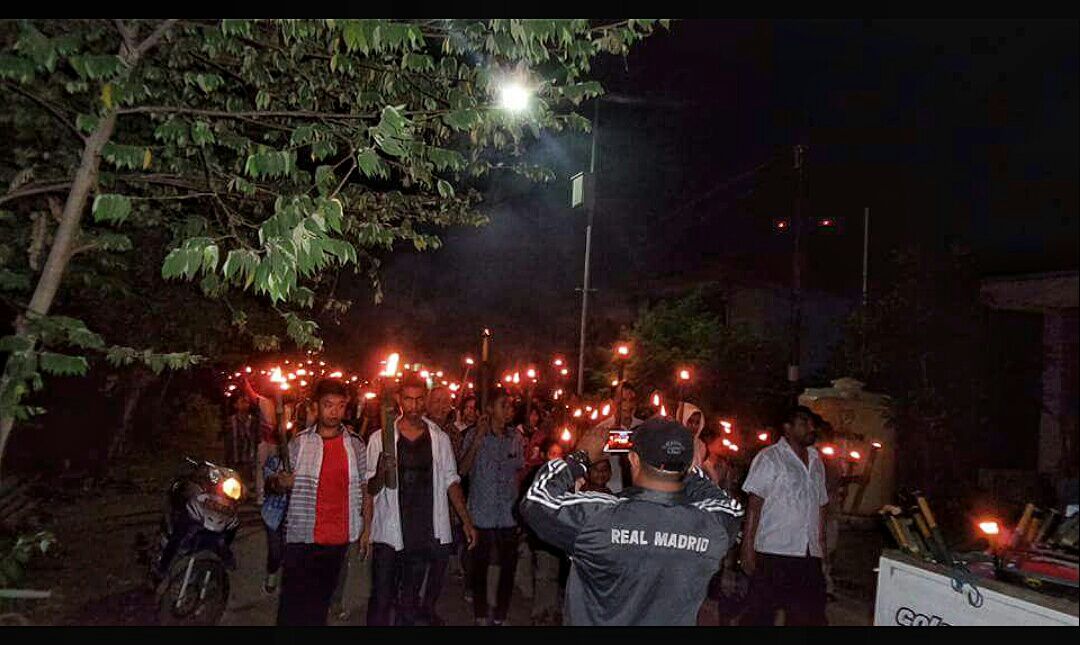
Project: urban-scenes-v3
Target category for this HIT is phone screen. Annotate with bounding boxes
[604,429,633,454]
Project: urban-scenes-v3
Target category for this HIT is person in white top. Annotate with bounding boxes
[361,374,477,625]
[595,381,644,493]
[739,405,829,626]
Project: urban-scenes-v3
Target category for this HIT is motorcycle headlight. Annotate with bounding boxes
[221,477,243,501]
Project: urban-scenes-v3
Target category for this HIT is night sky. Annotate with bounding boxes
[327,19,1078,367]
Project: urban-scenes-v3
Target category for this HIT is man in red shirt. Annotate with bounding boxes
[269,379,367,626]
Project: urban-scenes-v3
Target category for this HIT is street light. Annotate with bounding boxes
[498,81,531,113]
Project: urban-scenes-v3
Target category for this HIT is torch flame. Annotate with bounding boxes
[363,391,376,400]
[821,446,836,456]
[978,521,1000,536]
[849,450,862,461]
[758,432,769,442]
[270,367,284,383]
[652,393,661,406]
[381,353,400,377]
[560,428,572,443]
[601,403,611,417]
[679,369,691,381]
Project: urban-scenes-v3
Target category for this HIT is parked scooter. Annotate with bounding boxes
[140,458,243,625]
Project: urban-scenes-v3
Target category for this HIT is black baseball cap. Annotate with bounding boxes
[630,417,694,472]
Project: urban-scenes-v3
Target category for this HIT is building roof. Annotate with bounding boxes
[980,271,1079,312]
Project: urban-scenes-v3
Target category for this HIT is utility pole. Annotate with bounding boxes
[788,144,807,396]
[860,206,870,375]
[575,100,600,396]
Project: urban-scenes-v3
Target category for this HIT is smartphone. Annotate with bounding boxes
[604,429,634,454]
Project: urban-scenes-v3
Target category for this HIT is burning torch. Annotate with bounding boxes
[676,367,692,421]
[377,352,401,490]
[269,367,292,471]
[479,329,492,412]
[613,343,630,426]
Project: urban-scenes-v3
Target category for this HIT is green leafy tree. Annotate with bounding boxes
[0,18,668,478]
[621,286,788,425]
[829,245,990,498]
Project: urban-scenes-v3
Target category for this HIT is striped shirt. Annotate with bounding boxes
[280,425,367,544]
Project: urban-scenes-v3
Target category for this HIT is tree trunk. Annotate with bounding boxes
[107,371,152,466]
[0,21,176,483]
[0,112,118,483]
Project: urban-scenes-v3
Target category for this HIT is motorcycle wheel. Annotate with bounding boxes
[157,552,230,626]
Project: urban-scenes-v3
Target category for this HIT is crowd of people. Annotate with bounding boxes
[221,370,844,627]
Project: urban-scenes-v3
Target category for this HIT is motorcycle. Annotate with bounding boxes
[140,458,243,625]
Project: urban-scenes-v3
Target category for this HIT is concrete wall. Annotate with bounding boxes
[1040,308,1079,477]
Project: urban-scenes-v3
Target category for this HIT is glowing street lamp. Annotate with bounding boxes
[498,81,531,113]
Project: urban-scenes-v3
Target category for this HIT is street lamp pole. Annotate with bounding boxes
[576,99,600,396]
[788,144,807,396]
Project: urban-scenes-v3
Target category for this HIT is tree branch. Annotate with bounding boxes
[1,81,84,143]
[114,20,137,57]
[118,106,380,120]
[68,241,101,258]
[134,19,179,60]
[0,181,74,208]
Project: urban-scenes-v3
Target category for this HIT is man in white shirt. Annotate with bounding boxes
[739,406,829,626]
[361,375,477,625]
[595,381,644,493]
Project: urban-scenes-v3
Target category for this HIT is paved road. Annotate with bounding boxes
[219,503,874,626]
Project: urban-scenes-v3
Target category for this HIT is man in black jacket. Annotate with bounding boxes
[520,417,743,625]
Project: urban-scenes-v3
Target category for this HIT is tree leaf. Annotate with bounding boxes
[92,194,132,225]
[356,149,389,179]
[437,179,454,198]
[38,352,89,377]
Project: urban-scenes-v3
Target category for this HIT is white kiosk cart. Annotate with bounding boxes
[874,549,1079,626]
